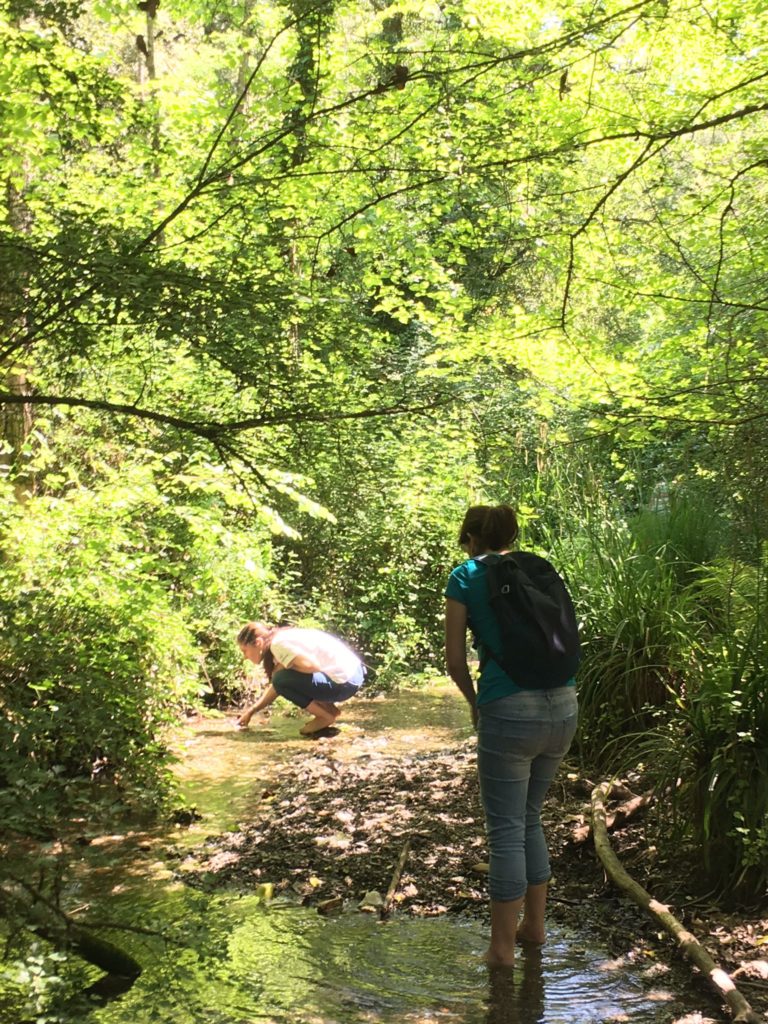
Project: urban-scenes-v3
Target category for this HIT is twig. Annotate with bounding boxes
[380,838,411,919]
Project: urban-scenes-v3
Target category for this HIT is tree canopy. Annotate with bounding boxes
[2,0,766,481]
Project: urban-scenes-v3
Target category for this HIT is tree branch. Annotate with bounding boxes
[0,391,453,437]
[591,780,762,1024]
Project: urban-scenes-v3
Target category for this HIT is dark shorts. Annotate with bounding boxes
[272,665,365,709]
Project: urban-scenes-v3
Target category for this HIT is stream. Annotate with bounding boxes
[3,687,716,1023]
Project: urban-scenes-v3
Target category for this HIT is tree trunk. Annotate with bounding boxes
[137,1,164,244]
[1,179,34,494]
[282,0,334,361]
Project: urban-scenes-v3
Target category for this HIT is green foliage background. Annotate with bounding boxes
[1,0,766,900]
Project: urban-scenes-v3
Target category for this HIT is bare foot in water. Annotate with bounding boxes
[299,718,338,735]
[516,926,545,946]
[299,701,340,735]
[300,725,340,739]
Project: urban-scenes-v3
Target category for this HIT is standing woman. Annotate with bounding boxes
[236,622,366,736]
[444,504,578,966]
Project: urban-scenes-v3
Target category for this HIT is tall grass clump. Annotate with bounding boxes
[539,489,698,766]
[629,490,724,583]
[623,554,768,901]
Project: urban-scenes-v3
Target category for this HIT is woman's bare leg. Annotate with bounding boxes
[517,881,548,945]
[299,700,340,734]
[486,894,525,966]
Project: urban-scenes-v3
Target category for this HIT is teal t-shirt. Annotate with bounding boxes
[445,556,525,705]
[445,555,577,704]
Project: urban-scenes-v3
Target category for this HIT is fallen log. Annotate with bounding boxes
[1,881,142,982]
[576,778,640,802]
[604,791,654,831]
[591,780,761,1024]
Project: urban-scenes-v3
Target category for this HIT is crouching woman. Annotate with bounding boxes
[236,622,366,736]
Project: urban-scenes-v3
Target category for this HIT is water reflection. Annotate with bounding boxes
[486,951,545,1024]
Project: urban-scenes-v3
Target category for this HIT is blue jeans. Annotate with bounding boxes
[272,665,365,709]
[477,687,578,902]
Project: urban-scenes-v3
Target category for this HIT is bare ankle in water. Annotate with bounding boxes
[485,946,516,967]
[516,925,545,946]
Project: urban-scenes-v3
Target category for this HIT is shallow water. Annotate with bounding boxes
[2,691,714,1023]
[90,892,684,1024]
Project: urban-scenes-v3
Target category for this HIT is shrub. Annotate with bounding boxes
[0,488,199,831]
[0,454,275,831]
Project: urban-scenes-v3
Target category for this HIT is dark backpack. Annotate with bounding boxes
[475,551,581,688]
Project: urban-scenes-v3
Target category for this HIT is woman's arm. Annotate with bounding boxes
[251,683,279,713]
[445,598,477,727]
[237,684,279,728]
